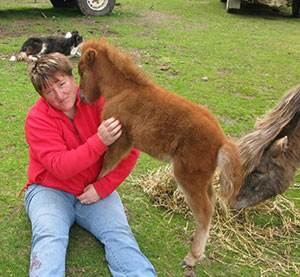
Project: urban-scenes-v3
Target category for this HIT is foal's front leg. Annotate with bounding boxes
[98,133,133,179]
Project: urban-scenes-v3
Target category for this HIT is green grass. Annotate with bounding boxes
[0,0,299,276]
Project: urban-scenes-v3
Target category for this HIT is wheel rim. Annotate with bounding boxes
[87,0,109,11]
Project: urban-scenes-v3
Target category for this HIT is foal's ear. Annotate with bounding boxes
[85,48,97,65]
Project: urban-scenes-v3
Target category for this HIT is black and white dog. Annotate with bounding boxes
[10,31,83,62]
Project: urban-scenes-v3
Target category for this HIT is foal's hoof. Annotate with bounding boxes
[180,260,193,268]
[181,252,204,267]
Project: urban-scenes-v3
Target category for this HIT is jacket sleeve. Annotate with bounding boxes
[25,113,108,180]
[93,148,140,199]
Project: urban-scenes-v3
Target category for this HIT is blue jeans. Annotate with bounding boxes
[24,185,156,277]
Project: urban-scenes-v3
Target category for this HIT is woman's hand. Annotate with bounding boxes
[77,184,100,205]
[98,117,122,146]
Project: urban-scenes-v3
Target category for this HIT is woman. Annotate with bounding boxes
[22,53,156,277]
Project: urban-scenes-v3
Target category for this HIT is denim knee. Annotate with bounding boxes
[25,185,76,225]
[25,185,76,277]
[75,191,157,277]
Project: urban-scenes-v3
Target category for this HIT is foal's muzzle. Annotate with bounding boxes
[79,91,87,103]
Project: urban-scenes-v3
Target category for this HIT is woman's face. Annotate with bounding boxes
[41,74,77,118]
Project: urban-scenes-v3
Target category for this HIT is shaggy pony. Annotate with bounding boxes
[233,85,300,209]
[78,38,242,267]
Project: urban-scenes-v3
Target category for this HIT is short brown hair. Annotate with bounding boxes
[30,53,73,94]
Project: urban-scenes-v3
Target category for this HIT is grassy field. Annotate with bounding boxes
[0,0,299,276]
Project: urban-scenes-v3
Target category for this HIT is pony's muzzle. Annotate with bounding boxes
[79,91,87,103]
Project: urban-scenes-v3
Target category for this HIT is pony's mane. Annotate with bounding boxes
[238,84,300,179]
[81,38,153,86]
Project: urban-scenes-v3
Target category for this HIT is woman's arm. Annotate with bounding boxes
[25,113,108,180]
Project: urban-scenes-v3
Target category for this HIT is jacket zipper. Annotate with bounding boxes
[69,118,80,137]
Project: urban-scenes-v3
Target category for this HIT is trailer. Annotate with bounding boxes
[224,0,299,17]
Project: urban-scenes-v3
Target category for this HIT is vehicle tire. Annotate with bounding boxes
[292,0,300,18]
[226,7,237,13]
[76,0,116,16]
[50,0,75,8]
[226,0,239,13]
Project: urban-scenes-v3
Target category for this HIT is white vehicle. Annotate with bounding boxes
[223,0,299,17]
[50,0,116,16]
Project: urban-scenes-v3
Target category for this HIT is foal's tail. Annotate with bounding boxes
[217,140,242,206]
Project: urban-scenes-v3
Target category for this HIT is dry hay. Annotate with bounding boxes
[134,165,300,276]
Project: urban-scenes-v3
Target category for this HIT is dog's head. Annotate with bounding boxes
[72,31,83,47]
[66,31,83,47]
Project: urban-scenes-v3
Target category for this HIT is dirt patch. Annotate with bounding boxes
[122,47,157,66]
[216,70,233,76]
[0,19,68,39]
[2,145,16,153]
[139,9,207,32]
[234,92,256,99]
[219,116,237,125]
[140,10,182,27]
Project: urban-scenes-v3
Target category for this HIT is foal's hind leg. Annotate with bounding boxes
[174,168,215,267]
[183,182,214,266]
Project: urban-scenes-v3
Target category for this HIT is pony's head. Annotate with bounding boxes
[78,38,152,103]
[77,39,106,103]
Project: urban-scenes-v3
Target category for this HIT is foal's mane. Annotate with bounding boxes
[82,38,153,86]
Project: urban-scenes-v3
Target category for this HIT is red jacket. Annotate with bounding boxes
[23,93,139,198]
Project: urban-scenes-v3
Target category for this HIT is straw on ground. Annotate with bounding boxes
[134,165,300,276]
